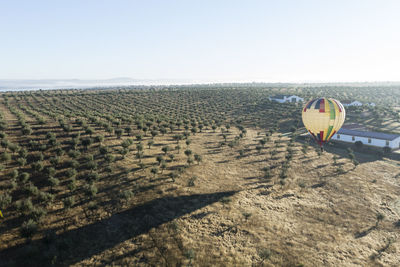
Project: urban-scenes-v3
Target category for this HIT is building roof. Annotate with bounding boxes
[341,124,368,130]
[337,128,400,141]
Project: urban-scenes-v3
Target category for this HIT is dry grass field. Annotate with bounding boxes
[0,87,400,266]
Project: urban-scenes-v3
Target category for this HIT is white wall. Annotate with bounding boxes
[333,133,400,149]
[270,97,285,103]
[270,95,303,103]
[287,96,304,102]
[392,137,400,149]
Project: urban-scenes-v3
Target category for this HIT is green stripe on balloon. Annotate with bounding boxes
[325,125,333,141]
[327,99,335,119]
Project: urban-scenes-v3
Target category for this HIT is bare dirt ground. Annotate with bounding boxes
[72,128,400,266]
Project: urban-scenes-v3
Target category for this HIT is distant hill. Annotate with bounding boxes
[1,79,400,91]
[0,78,155,90]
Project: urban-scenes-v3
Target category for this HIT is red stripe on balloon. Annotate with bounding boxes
[319,99,325,113]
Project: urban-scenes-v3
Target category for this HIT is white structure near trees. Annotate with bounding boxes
[332,127,400,150]
[269,95,304,103]
[342,100,363,107]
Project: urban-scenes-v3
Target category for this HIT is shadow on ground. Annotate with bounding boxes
[0,191,237,267]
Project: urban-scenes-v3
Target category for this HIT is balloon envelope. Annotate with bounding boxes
[302,98,345,147]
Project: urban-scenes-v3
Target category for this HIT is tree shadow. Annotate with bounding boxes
[0,191,237,267]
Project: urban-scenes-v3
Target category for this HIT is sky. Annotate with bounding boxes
[1,0,400,83]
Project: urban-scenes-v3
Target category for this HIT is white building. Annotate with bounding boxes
[332,128,400,150]
[269,95,304,103]
[366,102,376,107]
[342,100,363,107]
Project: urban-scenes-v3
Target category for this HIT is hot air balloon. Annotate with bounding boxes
[302,97,345,150]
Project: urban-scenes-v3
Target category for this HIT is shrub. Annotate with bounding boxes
[81,137,93,149]
[48,176,60,188]
[66,168,77,178]
[121,139,133,149]
[29,206,47,222]
[63,196,75,210]
[47,167,56,177]
[38,192,54,205]
[17,157,27,166]
[25,183,39,196]
[150,167,158,177]
[84,154,94,162]
[9,178,17,190]
[49,156,61,166]
[1,152,11,162]
[187,176,197,187]
[147,140,154,149]
[280,169,288,179]
[194,154,202,164]
[16,198,34,214]
[187,157,194,165]
[162,146,171,155]
[20,219,38,238]
[85,127,94,136]
[87,172,99,182]
[95,135,104,143]
[156,155,164,165]
[88,201,98,210]
[169,172,178,182]
[68,178,77,192]
[68,160,79,168]
[85,184,98,197]
[0,192,12,209]
[186,139,192,146]
[160,161,167,172]
[258,248,272,262]
[22,126,32,135]
[105,154,115,163]
[85,160,98,170]
[263,167,272,179]
[184,149,192,157]
[115,128,124,138]
[99,146,109,155]
[19,148,28,158]
[32,161,44,172]
[119,190,134,203]
[11,169,19,179]
[136,143,143,152]
[175,145,181,153]
[151,130,158,138]
[35,152,45,161]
